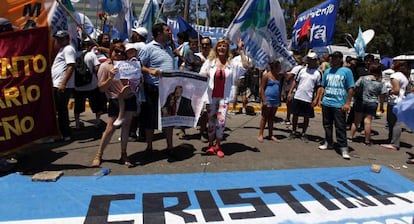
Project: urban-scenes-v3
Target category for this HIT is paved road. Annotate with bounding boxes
[6,104,414,181]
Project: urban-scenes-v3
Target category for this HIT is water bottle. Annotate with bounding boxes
[93,168,111,178]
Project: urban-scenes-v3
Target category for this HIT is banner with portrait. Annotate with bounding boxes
[159,70,208,129]
[0,27,59,155]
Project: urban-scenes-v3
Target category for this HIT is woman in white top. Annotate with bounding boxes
[381,61,410,151]
[199,38,248,158]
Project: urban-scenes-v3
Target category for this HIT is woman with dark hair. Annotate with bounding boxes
[349,62,383,145]
[91,42,136,167]
[258,60,282,143]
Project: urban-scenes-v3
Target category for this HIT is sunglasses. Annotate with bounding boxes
[114,49,125,55]
[219,70,224,80]
[201,43,211,47]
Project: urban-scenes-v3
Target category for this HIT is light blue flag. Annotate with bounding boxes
[137,0,160,41]
[354,26,366,58]
[226,0,296,69]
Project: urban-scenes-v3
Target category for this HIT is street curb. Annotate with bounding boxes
[68,100,385,114]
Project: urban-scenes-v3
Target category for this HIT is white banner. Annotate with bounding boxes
[159,70,208,129]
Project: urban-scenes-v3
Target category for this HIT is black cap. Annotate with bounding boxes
[330,51,343,58]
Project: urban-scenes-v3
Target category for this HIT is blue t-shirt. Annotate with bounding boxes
[321,67,354,108]
[138,40,174,86]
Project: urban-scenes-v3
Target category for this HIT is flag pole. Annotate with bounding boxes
[55,0,98,46]
[156,1,165,22]
[196,0,200,45]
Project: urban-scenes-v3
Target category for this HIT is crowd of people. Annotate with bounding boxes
[49,24,414,167]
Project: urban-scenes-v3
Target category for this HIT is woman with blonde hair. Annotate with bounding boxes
[199,38,248,157]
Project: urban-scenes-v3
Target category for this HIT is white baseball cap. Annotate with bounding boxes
[306,51,318,60]
[125,43,137,52]
[131,27,148,39]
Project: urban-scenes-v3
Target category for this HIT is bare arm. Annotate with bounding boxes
[58,64,75,91]
[260,73,268,105]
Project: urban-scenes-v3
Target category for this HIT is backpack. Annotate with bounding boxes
[74,52,93,87]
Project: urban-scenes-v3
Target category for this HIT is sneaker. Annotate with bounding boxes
[167,150,178,163]
[318,142,333,150]
[63,136,71,141]
[206,146,217,155]
[342,151,351,160]
[364,141,373,147]
[284,120,291,125]
[287,132,296,140]
[300,134,309,143]
[113,118,124,128]
[241,108,246,114]
[216,149,225,158]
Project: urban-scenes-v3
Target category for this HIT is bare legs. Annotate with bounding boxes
[258,106,279,142]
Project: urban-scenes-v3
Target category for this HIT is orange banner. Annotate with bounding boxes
[0,27,59,155]
[0,0,56,31]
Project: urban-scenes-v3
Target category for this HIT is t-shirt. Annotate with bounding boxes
[355,75,383,104]
[75,50,100,91]
[138,40,174,86]
[293,67,322,103]
[51,44,76,88]
[321,66,355,108]
[386,71,409,105]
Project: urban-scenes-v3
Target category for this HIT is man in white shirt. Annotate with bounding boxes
[51,30,76,141]
[287,52,322,142]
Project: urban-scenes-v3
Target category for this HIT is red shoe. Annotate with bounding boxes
[216,149,224,158]
[206,146,216,155]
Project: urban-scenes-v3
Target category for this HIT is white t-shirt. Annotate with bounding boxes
[75,50,100,91]
[51,44,76,88]
[284,65,303,93]
[293,67,322,103]
[387,71,409,105]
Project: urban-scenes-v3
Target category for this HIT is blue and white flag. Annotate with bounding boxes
[137,0,161,41]
[225,0,296,69]
[167,18,227,45]
[354,26,366,58]
[291,0,339,50]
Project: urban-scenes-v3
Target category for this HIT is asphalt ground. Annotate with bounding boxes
[3,101,414,181]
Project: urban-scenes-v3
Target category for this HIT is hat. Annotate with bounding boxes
[131,27,148,39]
[53,30,69,38]
[0,18,16,32]
[306,52,318,60]
[125,43,137,52]
[330,51,343,58]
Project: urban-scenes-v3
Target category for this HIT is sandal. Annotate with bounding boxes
[91,154,101,167]
[120,153,133,168]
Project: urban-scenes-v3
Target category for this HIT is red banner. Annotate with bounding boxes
[0,27,59,155]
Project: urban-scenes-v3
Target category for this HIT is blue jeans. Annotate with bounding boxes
[322,105,348,150]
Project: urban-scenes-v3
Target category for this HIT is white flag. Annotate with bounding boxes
[226,0,296,69]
